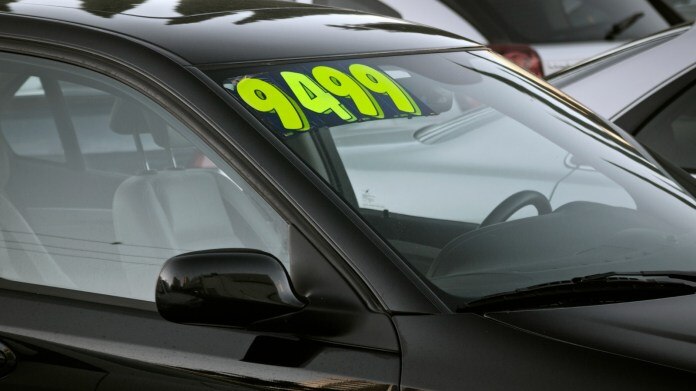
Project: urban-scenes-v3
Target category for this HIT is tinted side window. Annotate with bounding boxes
[0,52,289,301]
[637,81,696,170]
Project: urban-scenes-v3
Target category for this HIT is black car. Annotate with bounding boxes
[2,1,696,390]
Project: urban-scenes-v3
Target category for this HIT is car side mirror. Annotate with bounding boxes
[156,249,306,328]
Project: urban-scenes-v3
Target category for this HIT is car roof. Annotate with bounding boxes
[0,0,479,66]
[549,23,693,81]
[548,23,696,120]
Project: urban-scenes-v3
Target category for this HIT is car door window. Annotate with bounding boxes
[0,52,289,301]
[636,81,696,171]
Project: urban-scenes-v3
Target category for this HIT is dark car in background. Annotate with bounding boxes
[285,0,685,76]
[2,1,696,390]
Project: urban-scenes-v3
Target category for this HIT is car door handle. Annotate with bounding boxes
[0,340,17,378]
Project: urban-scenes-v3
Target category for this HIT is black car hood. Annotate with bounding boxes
[489,293,696,373]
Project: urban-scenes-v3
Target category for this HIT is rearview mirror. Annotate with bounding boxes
[156,249,306,328]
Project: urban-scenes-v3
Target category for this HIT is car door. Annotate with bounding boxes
[0,48,401,390]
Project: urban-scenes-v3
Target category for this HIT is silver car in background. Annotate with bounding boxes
[288,0,684,76]
[550,23,696,174]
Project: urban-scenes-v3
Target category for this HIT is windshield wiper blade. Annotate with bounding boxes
[578,270,696,283]
[605,12,645,40]
[457,271,696,314]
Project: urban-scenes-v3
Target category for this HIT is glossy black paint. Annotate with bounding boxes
[0,332,395,390]
[491,294,696,374]
[5,0,477,66]
[395,314,696,391]
[157,249,306,328]
[273,228,400,350]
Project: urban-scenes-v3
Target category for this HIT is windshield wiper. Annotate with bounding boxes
[605,12,645,40]
[457,271,696,314]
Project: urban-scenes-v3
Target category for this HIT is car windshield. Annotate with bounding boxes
[449,0,672,43]
[207,50,696,306]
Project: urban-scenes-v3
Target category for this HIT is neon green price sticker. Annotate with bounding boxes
[348,64,421,116]
[225,63,432,134]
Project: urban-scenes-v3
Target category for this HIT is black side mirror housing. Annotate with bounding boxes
[156,249,306,328]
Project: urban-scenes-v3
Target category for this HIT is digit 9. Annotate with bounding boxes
[312,66,383,118]
[349,64,421,115]
[236,78,309,131]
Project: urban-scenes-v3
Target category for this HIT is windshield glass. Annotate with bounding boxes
[208,50,696,306]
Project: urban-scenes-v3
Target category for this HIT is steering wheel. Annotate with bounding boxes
[479,190,552,228]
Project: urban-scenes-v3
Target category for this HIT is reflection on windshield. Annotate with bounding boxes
[211,50,696,307]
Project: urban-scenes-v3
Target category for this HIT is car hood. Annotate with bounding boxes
[489,293,696,373]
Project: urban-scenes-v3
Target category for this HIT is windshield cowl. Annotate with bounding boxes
[458,271,696,313]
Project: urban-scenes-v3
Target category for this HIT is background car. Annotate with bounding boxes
[3,1,696,390]
[287,0,685,76]
[665,0,696,20]
[549,22,696,175]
